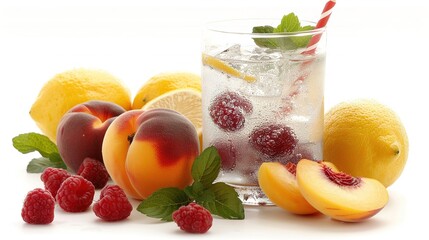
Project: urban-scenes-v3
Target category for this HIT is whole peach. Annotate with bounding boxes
[56,100,126,172]
[102,108,200,200]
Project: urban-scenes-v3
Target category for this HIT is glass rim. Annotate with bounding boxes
[204,18,325,37]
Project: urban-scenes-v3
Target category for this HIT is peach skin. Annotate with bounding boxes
[102,108,200,200]
[56,100,126,173]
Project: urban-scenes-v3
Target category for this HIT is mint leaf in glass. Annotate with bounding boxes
[291,25,315,48]
[252,12,315,50]
[252,25,278,49]
[274,12,301,33]
[137,187,191,221]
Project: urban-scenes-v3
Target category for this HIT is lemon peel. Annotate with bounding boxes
[132,72,201,109]
[30,68,131,142]
[323,99,408,187]
[202,54,256,83]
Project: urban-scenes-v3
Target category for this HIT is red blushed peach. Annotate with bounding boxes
[56,100,126,173]
[296,159,389,222]
[102,109,200,200]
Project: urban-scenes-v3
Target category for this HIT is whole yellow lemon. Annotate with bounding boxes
[323,99,408,187]
[30,68,132,142]
[132,72,201,109]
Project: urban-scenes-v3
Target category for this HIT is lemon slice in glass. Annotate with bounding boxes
[202,54,256,83]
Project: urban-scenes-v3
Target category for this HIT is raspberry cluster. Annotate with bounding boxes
[22,164,131,224]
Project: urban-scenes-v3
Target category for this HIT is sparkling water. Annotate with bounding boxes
[202,44,325,204]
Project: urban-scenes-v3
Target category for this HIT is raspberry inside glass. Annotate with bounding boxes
[249,124,297,158]
[209,91,252,132]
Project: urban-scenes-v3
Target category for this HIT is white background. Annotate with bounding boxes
[1,0,428,239]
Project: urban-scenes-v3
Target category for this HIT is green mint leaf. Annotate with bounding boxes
[13,132,67,173]
[191,146,221,188]
[291,25,315,48]
[197,182,245,220]
[137,187,191,221]
[12,132,58,158]
[183,181,205,200]
[26,156,67,173]
[252,25,279,49]
[274,13,301,33]
[252,12,314,50]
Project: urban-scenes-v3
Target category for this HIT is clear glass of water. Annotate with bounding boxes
[201,19,326,205]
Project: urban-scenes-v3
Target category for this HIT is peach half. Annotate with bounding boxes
[102,109,200,200]
[296,159,389,222]
[258,162,318,215]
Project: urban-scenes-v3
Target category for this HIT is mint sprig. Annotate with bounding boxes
[137,188,191,221]
[12,132,67,173]
[137,146,245,221]
[252,12,315,50]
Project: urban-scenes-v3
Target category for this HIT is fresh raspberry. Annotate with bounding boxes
[21,188,55,224]
[93,185,132,221]
[99,184,127,199]
[172,202,213,233]
[40,167,71,198]
[209,91,253,132]
[249,124,297,158]
[56,175,95,212]
[77,157,109,189]
[212,140,237,171]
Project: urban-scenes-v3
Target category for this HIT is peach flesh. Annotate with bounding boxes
[322,164,362,187]
[285,162,297,175]
[296,160,389,222]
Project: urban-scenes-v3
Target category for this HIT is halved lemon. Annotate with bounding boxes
[142,88,203,151]
[202,54,256,83]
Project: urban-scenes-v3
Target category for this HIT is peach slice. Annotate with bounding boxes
[296,159,389,222]
[258,162,318,215]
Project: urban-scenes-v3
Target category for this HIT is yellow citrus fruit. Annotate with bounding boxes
[132,72,201,109]
[30,68,132,142]
[323,99,409,187]
[142,88,203,151]
[202,54,256,83]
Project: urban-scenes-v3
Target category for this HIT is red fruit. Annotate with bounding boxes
[100,184,127,199]
[209,91,252,132]
[56,175,95,212]
[93,185,132,221]
[212,140,237,171]
[40,167,71,197]
[77,157,109,189]
[21,188,55,224]
[172,202,213,233]
[250,124,297,158]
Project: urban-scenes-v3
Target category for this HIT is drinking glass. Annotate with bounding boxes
[201,19,326,205]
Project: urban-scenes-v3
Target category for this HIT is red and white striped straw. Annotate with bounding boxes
[281,0,336,114]
[302,0,336,55]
